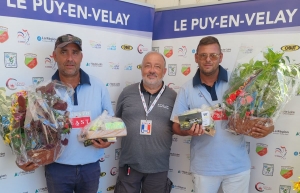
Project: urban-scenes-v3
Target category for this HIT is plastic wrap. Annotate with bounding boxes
[223,47,300,136]
[0,80,74,171]
[78,110,127,145]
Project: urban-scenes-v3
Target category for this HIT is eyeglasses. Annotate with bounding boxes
[197,53,221,61]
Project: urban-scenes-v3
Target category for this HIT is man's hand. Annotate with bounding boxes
[251,123,274,138]
[92,139,112,148]
[172,122,204,136]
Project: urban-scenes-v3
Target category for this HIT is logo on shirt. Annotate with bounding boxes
[168,64,177,76]
[262,163,274,176]
[157,104,170,110]
[181,64,191,76]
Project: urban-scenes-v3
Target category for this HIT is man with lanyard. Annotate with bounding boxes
[45,34,114,193]
[114,51,176,193]
[170,36,274,193]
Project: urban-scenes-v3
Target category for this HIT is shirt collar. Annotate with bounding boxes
[52,68,91,85]
[140,80,165,95]
[192,65,228,87]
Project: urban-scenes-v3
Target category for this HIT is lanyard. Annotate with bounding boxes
[138,83,166,118]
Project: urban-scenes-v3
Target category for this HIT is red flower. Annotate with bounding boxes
[226,98,234,105]
[229,93,237,101]
[245,111,251,116]
[235,89,242,96]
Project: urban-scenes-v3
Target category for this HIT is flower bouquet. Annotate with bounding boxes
[223,47,300,136]
[77,110,127,146]
[0,80,74,171]
[293,177,300,193]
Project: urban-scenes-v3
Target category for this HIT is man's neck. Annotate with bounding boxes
[59,74,80,88]
[143,82,163,94]
[200,70,219,87]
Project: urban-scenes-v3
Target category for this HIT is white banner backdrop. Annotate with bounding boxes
[152,0,300,192]
[0,0,154,193]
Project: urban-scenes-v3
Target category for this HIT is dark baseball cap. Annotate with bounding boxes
[54,34,82,50]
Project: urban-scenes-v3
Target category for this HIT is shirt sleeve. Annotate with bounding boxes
[101,85,115,116]
[170,86,190,123]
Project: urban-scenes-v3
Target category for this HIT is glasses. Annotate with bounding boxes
[197,53,221,61]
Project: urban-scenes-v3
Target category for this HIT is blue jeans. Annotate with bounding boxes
[45,161,100,193]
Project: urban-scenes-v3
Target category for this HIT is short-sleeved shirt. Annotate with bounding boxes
[171,66,250,176]
[52,69,114,165]
[116,82,177,173]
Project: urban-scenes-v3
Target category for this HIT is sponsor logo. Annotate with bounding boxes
[6,78,25,90]
[273,130,289,135]
[0,153,5,157]
[115,148,121,160]
[4,52,17,68]
[183,137,191,144]
[275,146,287,159]
[97,190,103,193]
[15,170,35,177]
[35,187,48,193]
[17,29,30,45]
[192,49,196,54]
[110,167,118,176]
[297,132,300,136]
[0,174,7,180]
[152,47,159,52]
[157,104,169,110]
[45,55,56,69]
[181,64,191,76]
[178,170,192,176]
[186,154,190,160]
[107,185,115,191]
[106,83,121,87]
[279,185,291,193]
[255,182,272,192]
[167,83,180,92]
[105,154,110,159]
[240,45,253,54]
[111,101,116,106]
[86,62,103,67]
[294,151,300,156]
[99,157,105,162]
[170,153,180,157]
[169,168,173,172]
[137,44,148,54]
[280,166,293,179]
[168,64,177,76]
[121,44,133,51]
[172,136,178,142]
[164,46,173,58]
[262,163,274,176]
[0,26,9,43]
[221,48,232,52]
[256,143,268,156]
[100,172,106,177]
[107,43,116,50]
[251,166,256,169]
[32,77,44,85]
[281,44,300,52]
[109,62,119,70]
[124,63,133,70]
[90,40,101,49]
[178,46,187,57]
[25,53,38,69]
[36,36,56,42]
[137,64,142,69]
[282,111,295,115]
[246,142,250,154]
[172,185,187,191]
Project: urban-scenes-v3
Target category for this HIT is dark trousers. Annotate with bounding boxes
[114,166,171,193]
[45,161,100,193]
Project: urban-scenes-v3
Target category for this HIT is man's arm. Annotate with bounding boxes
[172,122,204,136]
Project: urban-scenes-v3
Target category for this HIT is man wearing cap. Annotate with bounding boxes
[44,34,114,193]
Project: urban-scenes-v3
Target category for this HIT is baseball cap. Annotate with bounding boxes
[54,34,82,50]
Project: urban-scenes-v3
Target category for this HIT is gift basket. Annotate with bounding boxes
[0,80,74,171]
[223,47,300,136]
[174,105,217,136]
[78,110,127,146]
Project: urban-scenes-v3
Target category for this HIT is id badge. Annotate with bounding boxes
[140,120,152,135]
